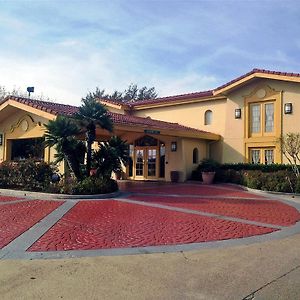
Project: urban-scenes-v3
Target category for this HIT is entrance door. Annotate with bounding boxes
[147,148,157,179]
[135,148,145,179]
[134,147,158,179]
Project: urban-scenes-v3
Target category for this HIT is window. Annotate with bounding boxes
[250,148,274,165]
[204,110,212,125]
[192,148,199,164]
[251,149,261,164]
[250,104,261,133]
[265,103,274,132]
[11,138,44,161]
[250,102,274,135]
[264,149,274,164]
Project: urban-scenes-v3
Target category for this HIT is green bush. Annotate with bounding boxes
[230,170,295,193]
[191,159,221,180]
[198,158,221,172]
[220,163,294,172]
[72,177,118,195]
[0,160,55,191]
[215,169,243,184]
[295,177,300,194]
[192,162,298,193]
[0,160,119,195]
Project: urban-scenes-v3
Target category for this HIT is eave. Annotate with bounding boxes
[214,73,300,96]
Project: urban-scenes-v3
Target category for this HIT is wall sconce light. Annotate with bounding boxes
[235,108,242,119]
[171,141,177,152]
[0,134,3,146]
[284,103,293,114]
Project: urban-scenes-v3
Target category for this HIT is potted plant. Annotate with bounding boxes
[199,159,220,184]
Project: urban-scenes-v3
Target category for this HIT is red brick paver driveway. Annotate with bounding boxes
[1,182,300,254]
[0,200,63,249]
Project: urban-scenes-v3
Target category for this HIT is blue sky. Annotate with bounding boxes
[1,0,300,105]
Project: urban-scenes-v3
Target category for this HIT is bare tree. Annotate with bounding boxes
[279,133,300,178]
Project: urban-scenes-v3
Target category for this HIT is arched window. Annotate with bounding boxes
[193,148,199,164]
[204,110,212,125]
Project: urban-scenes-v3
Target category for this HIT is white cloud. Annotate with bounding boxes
[1,0,300,107]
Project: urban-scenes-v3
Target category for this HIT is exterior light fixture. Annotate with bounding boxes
[27,86,34,98]
[0,134,3,146]
[284,103,293,114]
[235,108,242,119]
[171,141,177,152]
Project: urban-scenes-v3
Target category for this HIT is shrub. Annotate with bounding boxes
[198,158,220,172]
[295,177,300,194]
[191,162,297,193]
[215,169,243,184]
[72,177,118,195]
[240,170,295,193]
[0,160,55,191]
[220,163,294,172]
[242,171,263,190]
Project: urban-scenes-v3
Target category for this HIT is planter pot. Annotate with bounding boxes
[201,172,215,184]
[90,168,97,176]
[115,171,122,180]
[170,171,180,183]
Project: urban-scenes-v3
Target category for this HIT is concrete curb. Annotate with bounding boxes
[0,188,122,200]
[224,183,300,203]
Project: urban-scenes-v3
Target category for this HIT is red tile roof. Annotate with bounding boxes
[215,68,300,91]
[130,90,213,107]
[130,68,300,106]
[2,96,78,116]
[3,95,213,135]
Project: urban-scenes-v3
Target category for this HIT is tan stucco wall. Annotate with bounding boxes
[134,99,227,136]
[165,137,184,182]
[133,100,226,164]
[132,78,300,165]
[182,138,207,180]
[222,79,300,164]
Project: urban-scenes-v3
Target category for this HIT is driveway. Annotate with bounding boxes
[0,182,300,299]
[0,182,299,258]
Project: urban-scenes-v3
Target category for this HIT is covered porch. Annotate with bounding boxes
[95,113,220,182]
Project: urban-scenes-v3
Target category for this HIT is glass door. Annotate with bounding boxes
[147,148,157,179]
[134,147,159,179]
[135,149,144,178]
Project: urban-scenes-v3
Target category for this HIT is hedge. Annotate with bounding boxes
[192,162,300,193]
[0,160,55,191]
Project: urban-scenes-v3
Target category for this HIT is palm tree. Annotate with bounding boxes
[92,136,129,180]
[44,116,86,180]
[74,97,113,176]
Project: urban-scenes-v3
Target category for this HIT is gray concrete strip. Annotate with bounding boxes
[129,192,271,201]
[1,201,77,258]
[0,188,121,200]
[0,199,37,205]
[116,197,285,230]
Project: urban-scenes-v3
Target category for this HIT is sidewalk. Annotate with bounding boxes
[0,232,299,299]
